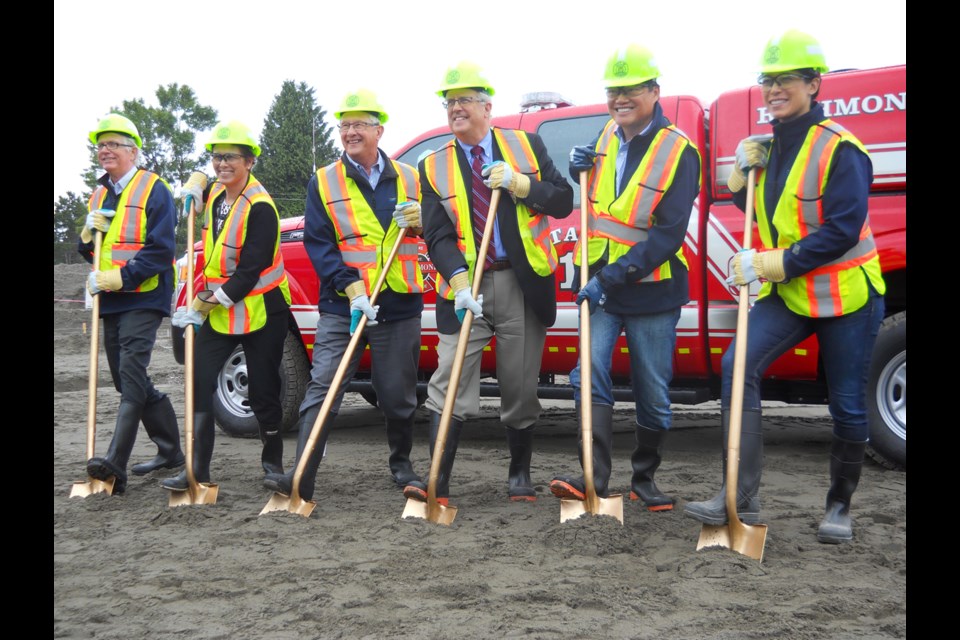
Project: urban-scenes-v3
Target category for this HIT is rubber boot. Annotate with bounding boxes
[87,400,142,494]
[550,403,614,500]
[259,423,284,476]
[817,436,867,544]
[683,409,763,525]
[161,412,216,491]
[403,411,463,506]
[629,423,675,511]
[506,425,536,502]
[263,405,330,501]
[131,394,185,475]
[386,415,422,488]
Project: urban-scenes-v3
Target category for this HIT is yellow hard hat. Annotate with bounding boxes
[436,61,495,97]
[89,113,142,149]
[760,29,829,74]
[335,89,388,124]
[205,120,261,157]
[603,44,660,88]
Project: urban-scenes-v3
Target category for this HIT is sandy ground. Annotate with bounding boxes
[53,264,906,639]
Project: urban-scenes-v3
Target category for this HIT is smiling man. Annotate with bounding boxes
[549,45,701,512]
[405,61,573,506]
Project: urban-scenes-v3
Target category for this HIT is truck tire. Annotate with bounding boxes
[865,311,906,470]
[214,330,309,438]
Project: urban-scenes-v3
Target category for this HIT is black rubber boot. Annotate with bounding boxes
[817,436,867,544]
[629,423,675,511]
[506,425,536,502]
[683,409,763,525]
[403,411,462,505]
[386,415,422,488]
[161,412,216,491]
[259,423,285,476]
[550,403,614,500]
[131,394,185,475]
[87,400,143,494]
[263,405,330,501]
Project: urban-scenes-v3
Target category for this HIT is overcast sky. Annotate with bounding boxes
[54,0,906,199]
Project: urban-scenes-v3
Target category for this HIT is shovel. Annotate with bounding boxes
[401,189,502,525]
[559,171,624,524]
[696,168,767,562]
[169,175,219,507]
[261,226,412,518]
[70,226,116,497]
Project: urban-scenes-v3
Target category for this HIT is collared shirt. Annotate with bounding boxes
[614,120,655,197]
[108,165,139,195]
[346,152,385,190]
[456,130,506,260]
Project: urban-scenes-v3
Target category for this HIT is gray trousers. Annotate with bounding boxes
[426,268,546,429]
[301,313,421,421]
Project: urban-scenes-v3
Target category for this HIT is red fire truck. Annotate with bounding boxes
[174,64,906,470]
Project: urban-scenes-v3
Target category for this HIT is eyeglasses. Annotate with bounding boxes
[441,96,487,109]
[96,141,135,151]
[211,152,245,163]
[757,73,810,90]
[605,83,655,99]
[337,122,380,132]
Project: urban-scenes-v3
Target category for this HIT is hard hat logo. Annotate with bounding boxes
[346,95,360,108]
[764,46,782,66]
[613,61,629,78]
[446,70,461,84]
[215,127,232,140]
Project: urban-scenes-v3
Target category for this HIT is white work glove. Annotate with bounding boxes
[345,280,379,335]
[481,161,531,198]
[392,201,421,229]
[728,134,773,193]
[449,271,483,323]
[172,306,205,330]
[80,208,116,243]
[87,269,123,295]
[181,178,205,215]
[726,249,759,286]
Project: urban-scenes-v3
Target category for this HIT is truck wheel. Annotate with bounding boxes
[214,331,309,438]
[865,311,906,470]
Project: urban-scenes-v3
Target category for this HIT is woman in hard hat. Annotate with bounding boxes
[683,30,886,544]
[163,120,292,492]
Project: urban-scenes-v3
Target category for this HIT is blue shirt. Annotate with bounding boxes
[346,152,385,190]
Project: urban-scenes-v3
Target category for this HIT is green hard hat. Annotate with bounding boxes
[205,120,261,157]
[760,29,829,74]
[437,61,495,97]
[335,89,388,124]
[603,44,660,88]
[88,113,142,148]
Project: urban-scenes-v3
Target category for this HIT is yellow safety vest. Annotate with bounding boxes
[422,127,558,300]
[315,159,423,295]
[575,120,697,282]
[755,119,885,317]
[201,175,291,334]
[88,169,171,293]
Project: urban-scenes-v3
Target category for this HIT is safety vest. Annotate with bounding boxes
[201,175,291,334]
[422,127,558,300]
[755,119,885,317]
[575,120,696,282]
[88,169,172,293]
[315,159,423,296]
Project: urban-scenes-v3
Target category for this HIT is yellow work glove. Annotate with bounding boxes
[87,269,123,295]
[728,135,773,193]
[752,248,786,283]
[392,201,422,229]
[192,291,219,315]
[481,161,531,199]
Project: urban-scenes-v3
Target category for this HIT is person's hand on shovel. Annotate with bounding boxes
[727,134,773,193]
[80,208,116,244]
[449,271,483,323]
[576,274,607,314]
[87,269,123,295]
[346,280,379,335]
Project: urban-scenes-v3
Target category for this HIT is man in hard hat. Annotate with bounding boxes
[549,45,701,512]
[403,62,573,506]
[79,113,184,493]
[263,89,425,501]
[684,30,884,544]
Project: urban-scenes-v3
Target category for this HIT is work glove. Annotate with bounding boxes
[728,134,773,193]
[80,208,116,243]
[726,248,786,286]
[392,201,421,229]
[575,275,606,314]
[192,291,219,315]
[345,280,379,335]
[569,145,598,174]
[449,271,483,323]
[87,269,123,295]
[481,161,531,198]
[181,172,208,215]
[171,306,205,330]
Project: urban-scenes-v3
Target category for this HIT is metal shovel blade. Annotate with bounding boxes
[697,519,768,563]
[69,476,116,498]
[559,493,625,524]
[259,492,317,518]
[167,482,219,507]
[401,498,458,526]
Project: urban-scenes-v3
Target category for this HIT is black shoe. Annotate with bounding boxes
[87,457,127,494]
[549,476,586,501]
[263,472,292,497]
[131,453,186,476]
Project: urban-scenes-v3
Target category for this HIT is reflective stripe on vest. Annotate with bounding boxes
[755,119,885,317]
[88,169,166,293]
[423,127,557,300]
[576,121,695,282]
[316,159,424,295]
[202,175,290,334]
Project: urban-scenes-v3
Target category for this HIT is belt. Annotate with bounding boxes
[486,259,512,272]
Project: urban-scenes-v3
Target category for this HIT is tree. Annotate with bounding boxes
[53,192,89,263]
[255,80,339,218]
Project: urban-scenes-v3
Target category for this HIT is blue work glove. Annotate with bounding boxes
[349,295,380,335]
[726,249,759,286]
[171,306,205,331]
[569,145,598,173]
[575,275,607,314]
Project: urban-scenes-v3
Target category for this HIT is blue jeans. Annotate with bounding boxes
[570,306,681,431]
[721,291,885,441]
